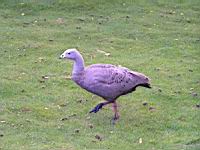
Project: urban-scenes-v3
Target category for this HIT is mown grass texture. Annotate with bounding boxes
[0,0,200,150]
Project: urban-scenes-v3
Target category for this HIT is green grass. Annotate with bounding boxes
[0,0,200,149]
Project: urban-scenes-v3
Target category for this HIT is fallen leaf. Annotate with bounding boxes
[42,75,49,79]
[60,117,69,121]
[189,69,193,72]
[149,107,156,111]
[186,18,191,23]
[104,53,110,56]
[41,85,46,89]
[21,89,25,93]
[86,116,91,120]
[57,105,61,109]
[190,88,194,91]
[61,102,69,107]
[56,18,64,24]
[77,99,83,103]
[39,80,45,83]
[97,49,110,56]
[64,75,71,80]
[69,113,77,117]
[88,124,94,129]
[191,92,198,97]
[59,103,68,107]
[196,104,200,108]
[118,65,122,67]
[38,57,46,62]
[174,91,181,94]
[142,102,148,106]
[78,18,85,21]
[74,129,80,133]
[154,68,160,71]
[21,107,31,112]
[26,119,31,122]
[139,138,143,144]
[95,134,102,141]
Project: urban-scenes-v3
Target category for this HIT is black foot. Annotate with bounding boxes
[110,115,119,125]
[89,103,104,113]
[110,117,117,125]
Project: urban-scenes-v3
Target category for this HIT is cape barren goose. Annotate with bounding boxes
[60,48,151,124]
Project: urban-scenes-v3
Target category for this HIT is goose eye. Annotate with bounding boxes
[68,52,71,55]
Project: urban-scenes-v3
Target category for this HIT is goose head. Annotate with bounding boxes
[60,48,80,60]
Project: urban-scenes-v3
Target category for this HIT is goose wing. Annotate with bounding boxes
[80,64,150,100]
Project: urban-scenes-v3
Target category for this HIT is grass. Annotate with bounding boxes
[0,0,200,149]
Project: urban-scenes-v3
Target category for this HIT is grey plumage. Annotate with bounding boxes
[60,48,151,123]
[72,64,151,101]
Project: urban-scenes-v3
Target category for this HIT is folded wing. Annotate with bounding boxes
[77,64,150,101]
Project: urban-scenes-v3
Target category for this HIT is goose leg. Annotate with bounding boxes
[111,101,120,125]
[89,101,112,113]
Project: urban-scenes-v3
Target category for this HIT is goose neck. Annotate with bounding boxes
[72,56,85,74]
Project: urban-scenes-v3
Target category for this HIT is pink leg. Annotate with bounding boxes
[112,101,120,124]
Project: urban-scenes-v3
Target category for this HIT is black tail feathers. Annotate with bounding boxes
[140,83,151,89]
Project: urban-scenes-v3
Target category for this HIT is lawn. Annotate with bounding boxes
[0,0,200,149]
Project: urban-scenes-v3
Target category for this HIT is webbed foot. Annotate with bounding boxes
[110,115,120,125]
[89,103,104,113]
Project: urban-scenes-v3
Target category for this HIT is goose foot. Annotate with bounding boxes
[110,114,120,125]
[89,103,104,113]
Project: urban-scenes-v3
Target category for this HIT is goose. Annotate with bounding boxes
[60,48,151,124]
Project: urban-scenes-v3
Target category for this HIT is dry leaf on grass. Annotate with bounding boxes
[96,49,110,56]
